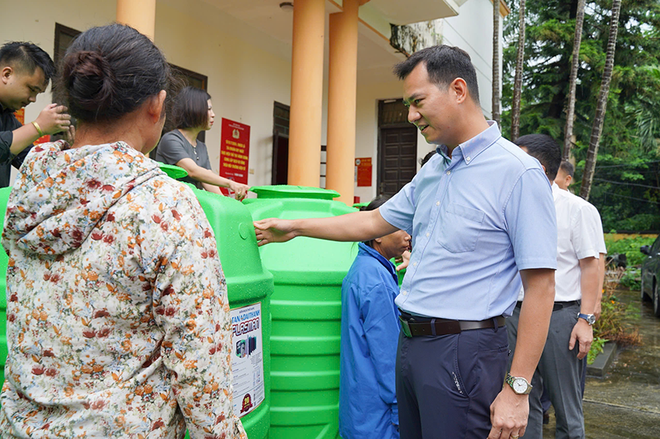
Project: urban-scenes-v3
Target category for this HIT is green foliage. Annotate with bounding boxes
[503,0,660,231]
[587,337,607,365]
[603,234,657,266]
[593,290,640,347]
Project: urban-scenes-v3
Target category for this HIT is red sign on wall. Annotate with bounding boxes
[355,157,372,187]
[219,118,250,194]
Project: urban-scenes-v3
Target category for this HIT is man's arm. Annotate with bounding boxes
[489,268,555,439]
[254,208,399,246]
[594,253,606,320]
[569,256,599,359]
[9,104,71,156]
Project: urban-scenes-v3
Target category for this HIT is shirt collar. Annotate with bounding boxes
[452,120,501,166]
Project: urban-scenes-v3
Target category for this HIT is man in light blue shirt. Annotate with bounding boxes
[255,45,557,439]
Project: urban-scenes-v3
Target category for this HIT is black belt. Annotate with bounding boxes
[515,300,581,312]
[399,311,505,337]
[553,300,580,311]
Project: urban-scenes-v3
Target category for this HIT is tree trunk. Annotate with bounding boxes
[511,0,526,141]
[580,0,622,200]
[563,0,586,160]
[492,0,501,126]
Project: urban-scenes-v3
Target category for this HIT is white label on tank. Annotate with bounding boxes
[230,302,264,418]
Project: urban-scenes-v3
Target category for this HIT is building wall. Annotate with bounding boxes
[442,0,500,118]
[1,0,500,201]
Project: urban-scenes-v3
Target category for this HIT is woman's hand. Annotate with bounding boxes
[229,181,250,201]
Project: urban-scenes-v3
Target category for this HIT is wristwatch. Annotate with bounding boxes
[505,372,533,395]
[577,312,596,326]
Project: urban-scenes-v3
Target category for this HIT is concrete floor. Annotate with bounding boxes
[542,287,660,438]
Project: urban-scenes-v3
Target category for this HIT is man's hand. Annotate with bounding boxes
[34,104,71,135]
[594,300,602,321]
[488,386,528,439]
[254,218,297,246]
[229,181,250,201]
[569,318,593,360]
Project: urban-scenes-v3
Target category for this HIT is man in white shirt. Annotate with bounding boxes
[507,134,606,439]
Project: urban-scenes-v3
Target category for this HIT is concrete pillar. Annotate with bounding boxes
[326,0,360,205]
[288,0,325,187]
[116,0,156,40]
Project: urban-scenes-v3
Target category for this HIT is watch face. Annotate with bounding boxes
[513,378,527,394]
[587,315,596,325]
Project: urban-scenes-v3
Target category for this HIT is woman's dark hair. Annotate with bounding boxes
[173,86,212,129]
[57,24,171,123]
[360,196,391,248]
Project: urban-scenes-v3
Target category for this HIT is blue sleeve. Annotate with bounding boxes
[504,168,557,270]
[361,282,400,410]
[379,180,416,235]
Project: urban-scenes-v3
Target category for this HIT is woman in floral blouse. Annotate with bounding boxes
[0,24,246,438]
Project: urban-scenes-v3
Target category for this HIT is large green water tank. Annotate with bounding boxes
[192,188,273,438]
[244,185,358,439]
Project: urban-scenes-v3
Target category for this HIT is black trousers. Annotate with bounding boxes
[396,325,509,439]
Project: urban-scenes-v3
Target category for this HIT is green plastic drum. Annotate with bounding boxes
[244,185,358,439]
[192,188,273,438]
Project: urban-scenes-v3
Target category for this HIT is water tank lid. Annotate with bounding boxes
[157,162,188,180]
[250,185,340,200]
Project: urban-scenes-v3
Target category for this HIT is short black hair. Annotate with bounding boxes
[361,196,391,248]
[559,160,574,178]
[174,86,212,130]
[514,134,562,181]
[0,41,55,82]
[394,45,480,104]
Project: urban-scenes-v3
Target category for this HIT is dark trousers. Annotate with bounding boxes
[395,325,509,439]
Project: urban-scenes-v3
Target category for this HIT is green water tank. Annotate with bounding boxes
[0,187,10,394]
[244,185,358,439]
[192,188,273,438]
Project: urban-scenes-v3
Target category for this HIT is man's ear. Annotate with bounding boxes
[566,175,572,185]
[1,66,14,85]
[450,78,468,104]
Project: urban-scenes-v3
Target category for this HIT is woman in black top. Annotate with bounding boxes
[156,86,249,200]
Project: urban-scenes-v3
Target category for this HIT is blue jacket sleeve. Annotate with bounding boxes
[361,283,400,416]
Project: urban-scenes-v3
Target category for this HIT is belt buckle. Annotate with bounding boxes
[399,315,412,337]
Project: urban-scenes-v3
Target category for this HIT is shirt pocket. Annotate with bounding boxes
[437,203,485,253]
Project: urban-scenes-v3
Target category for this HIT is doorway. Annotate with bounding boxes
[377,99,417,196]
[272,102,290,185]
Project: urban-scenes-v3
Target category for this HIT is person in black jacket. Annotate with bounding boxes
[0,41,72,187]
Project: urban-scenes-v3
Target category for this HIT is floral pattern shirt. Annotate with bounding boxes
[0,141,246,438]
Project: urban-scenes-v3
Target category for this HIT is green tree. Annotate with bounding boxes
[502,0,660,231]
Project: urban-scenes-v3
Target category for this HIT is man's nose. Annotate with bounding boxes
[407,107,420,124]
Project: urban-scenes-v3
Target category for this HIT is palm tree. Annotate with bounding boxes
[580,0,622,200]
[492,0,501,126]
[511,0,526,141]
[563,0,586,160]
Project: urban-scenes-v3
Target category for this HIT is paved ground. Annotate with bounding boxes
[542,287,660,438]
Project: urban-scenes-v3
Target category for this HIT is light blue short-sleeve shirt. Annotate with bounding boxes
[379,122,557,320]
